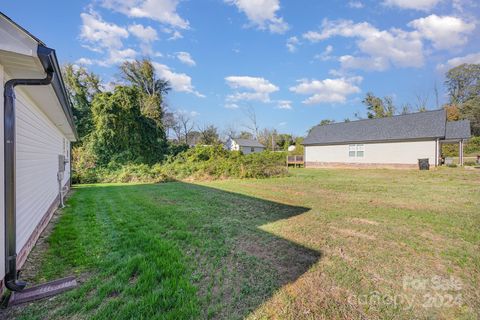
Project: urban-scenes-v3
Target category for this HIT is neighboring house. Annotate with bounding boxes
[303,109,471,168]
[225,138,265,154]
[0,13,77,291]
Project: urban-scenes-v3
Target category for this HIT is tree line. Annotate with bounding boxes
[65,58,303,170]
[311,64,480,136]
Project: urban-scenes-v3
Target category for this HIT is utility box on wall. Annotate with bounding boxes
[58,154,66,173]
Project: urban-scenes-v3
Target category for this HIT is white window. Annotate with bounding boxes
[349,144,356,157]
[356,144,364,157]
[349,144,364,158]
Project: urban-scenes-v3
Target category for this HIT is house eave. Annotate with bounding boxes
[303,137,443,146]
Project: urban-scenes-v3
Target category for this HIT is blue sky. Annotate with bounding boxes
[2,0,480,136]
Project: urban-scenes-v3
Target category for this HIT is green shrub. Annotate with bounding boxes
[447,163,458,168]
[73,145,288,184]
[464,136,480,155]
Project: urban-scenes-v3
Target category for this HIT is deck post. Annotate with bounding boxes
[459,140,464,166]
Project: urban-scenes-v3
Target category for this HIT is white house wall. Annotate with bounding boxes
[305,140,436,166]
[0,65,71,281]
[240,146,264,154]
[15,87,71,252]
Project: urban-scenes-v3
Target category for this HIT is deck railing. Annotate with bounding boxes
[287,155,304,167]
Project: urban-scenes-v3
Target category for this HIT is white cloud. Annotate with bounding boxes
[225,0,289,34]
[128,23,159,54]
[338,55,389,71]
[176,51,196,66]
[409,15,475,50]
[80,11,138,66]
[289,76,362,104]
[169,30,183,40]
[153,62,205,97]
[286,36,299,53]
[98,48,138,66]
[314,45,334,61]
[102,0,189,30]
[128,23,158,42]
[303,19,424,70]
[224,103,240,109]
[303,20,378,42]
[348,1,364,8]
[383,0,441,11]
[437,52,480,71]
[75,57,93,65]
[276,100,292,109]
[225,76,279,102]
[80,11,129,49]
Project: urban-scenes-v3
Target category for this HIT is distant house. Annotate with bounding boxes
[303,109,471,168]
[0,13,77,291]
[225,138,265,154]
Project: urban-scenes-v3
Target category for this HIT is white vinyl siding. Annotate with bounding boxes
[14,88,71,253]
[306,140,436,165]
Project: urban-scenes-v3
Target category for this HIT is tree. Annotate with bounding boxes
[243,106,260,138]
[89,86,167,165]
[400,103,411,115]
[238,131,254,139]
[414,91,429,112]
[63,64,101,140]
[223,124,238,141]
[162,110,176,139]
[119,59,170,125]
[257,128,278,151]
[445,63,480,135]
[308,119,335,134]
[445,64,480,105]
[198,124,221,145]
[172,112,195,144]
[444,105,460,121]
[461,97,480,136]
[276,133,294,151]
[362,92,396,118]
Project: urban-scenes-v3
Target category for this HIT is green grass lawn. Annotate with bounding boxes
[3,168,480,319]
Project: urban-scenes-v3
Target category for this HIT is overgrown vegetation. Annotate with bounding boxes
[442,135,480,157]
[72,145,287,184]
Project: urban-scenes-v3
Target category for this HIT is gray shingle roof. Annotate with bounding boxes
[445,120,471,140]
[234,138,265,148]
[304,109,470,145]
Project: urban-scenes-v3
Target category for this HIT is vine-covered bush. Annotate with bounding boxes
[72,145,287,184]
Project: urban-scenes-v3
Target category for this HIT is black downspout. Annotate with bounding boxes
[3,68,53,292]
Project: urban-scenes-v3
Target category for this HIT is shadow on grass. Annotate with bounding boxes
[6,181,321,320]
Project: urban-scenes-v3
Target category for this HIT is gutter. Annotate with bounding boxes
[3,45,59,291]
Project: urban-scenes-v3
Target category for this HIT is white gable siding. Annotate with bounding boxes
[225,139,239,151]
[305,140,436,166]
[15,88,71,252]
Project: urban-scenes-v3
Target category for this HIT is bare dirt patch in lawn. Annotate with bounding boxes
[330,226,376,241]
[351,218,380,226]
